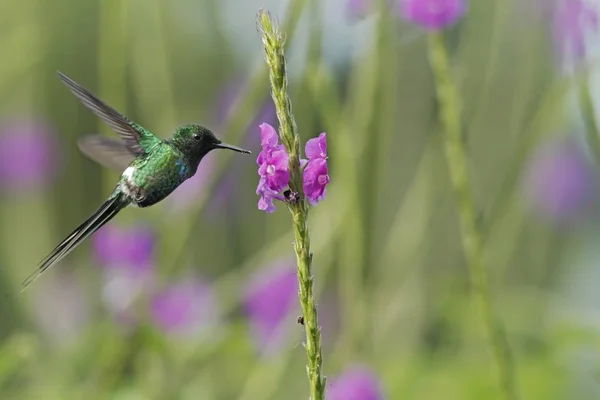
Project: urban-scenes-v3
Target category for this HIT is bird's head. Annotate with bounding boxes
[170,124,251,166]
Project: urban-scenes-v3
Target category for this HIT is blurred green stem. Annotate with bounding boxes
[427,33,519,400]
[258,10,326,400]
[579,77,600,164]
[98,0,129,195]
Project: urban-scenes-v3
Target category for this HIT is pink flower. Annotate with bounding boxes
[256,123,290,213]
[243,261,299,353]
[553,0,598,62]
[305,132,328,160]
[399,0,466,31]
[93,224,157,326]
[303,158,329,206]
[0,118,61,193]
[93,224,155,274]
[327,365,384,400]
[256,177,285,213]
[258,146,290,194]
[523,136,597,222]
[303,133,330,206]
[150,276,220,339]
[255,126,330,211]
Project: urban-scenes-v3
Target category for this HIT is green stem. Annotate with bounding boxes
[97,0,129,195]
[579,76,600,164]
[257,10,326,400]
[427,33,519,400]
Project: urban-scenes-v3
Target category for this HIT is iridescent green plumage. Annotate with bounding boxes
[21,72,251,291]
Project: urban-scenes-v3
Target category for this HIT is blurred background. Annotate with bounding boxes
[1,0,600,398]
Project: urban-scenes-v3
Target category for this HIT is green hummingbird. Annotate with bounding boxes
[21,71,251,291]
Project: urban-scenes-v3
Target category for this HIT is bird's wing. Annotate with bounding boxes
[77,134,137,171]
[57,71,160,155]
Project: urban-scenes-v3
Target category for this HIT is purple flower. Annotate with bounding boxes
[256,126,330,211]
[150,276,220,339]
[553,0,598,63]
[399,0,466,30]
[256,123,290,213]
[327,365,385,400]
[258,146,290,190]
[303,133,330,206]
[243,261,299,353]
[305,132,328,160]
[93,224,155,274]
[303,158,330,206]
[257,177,286,213]
[0,118,60,193]
[523,137,597,222]
[258,149,289,192]
[93,224,156,324]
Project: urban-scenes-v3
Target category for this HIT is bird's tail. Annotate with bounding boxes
[21,191,130,292]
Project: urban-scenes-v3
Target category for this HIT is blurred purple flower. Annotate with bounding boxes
[523,137,597,222]
[33,271,89,347]
[348,0,372,19]
[93,224,156,324]
[243,261,299,352]
[0,118,60,193]
[327,365,385,400]
[399,0,466,30]
[256,123,289,213]
[93,224,155,274]
[553,0,598,62]
[150,276,220,339]
[303,133,330,206]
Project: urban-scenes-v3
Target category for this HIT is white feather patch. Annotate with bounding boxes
[120,166,136,199]
[122,166,135,181]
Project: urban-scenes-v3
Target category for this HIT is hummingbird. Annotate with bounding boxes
[21,71,251,291]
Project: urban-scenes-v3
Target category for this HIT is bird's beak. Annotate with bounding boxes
[215,142,252,154]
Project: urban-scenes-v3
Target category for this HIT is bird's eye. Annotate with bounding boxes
[193,133,201,140]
